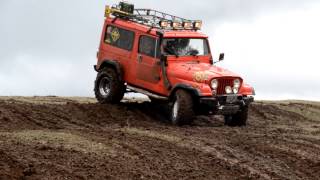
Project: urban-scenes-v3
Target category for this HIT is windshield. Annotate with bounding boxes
[162,38,209,56]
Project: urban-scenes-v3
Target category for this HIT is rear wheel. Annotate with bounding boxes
[170,90,194,126]
[94,67,125,104]
[224,106,249,126]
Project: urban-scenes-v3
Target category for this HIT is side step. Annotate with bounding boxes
[127,85,168,101]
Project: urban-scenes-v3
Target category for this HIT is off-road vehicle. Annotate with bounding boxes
[94,2,255,126]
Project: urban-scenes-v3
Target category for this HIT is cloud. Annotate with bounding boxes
[0,0,104,59]
[131,0,318,24]
[212,4,320,100]
[0,54,95,96]
[0,0,319,100]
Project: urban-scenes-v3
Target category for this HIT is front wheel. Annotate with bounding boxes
[94,67,125,104]
[224,106,249,127]
[170,90,195,126]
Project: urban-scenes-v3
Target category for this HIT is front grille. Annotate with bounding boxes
[217,79,234,95]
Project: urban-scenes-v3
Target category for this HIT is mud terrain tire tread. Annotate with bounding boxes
[171,90,195,126]
[225,106,249,127]
[94,67,125,104]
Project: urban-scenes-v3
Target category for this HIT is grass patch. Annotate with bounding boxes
[120,127,182,143]
[0,130,115,156]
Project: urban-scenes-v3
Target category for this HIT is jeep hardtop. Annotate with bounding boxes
[94,2,255,126]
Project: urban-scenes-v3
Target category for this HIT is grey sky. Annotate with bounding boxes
[0,0,319,100]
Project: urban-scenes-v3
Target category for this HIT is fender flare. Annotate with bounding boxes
[94,60,123,82]
[170,84,201,99]
[239,83,256,96]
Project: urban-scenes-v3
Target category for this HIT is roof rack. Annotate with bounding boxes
[105,2,202,31]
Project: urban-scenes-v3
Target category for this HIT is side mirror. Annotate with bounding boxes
[219,53,225,61]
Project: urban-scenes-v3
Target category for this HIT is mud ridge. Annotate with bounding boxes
[0,97,319,179]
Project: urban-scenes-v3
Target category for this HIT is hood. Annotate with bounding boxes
[169,61,241,83]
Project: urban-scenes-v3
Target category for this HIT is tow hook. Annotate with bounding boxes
[241,100,246,106]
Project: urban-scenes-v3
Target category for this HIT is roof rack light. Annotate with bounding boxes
[194,21,202,30]
[159,21,169,28]
[172,21,182,29]
[183,22,193,29]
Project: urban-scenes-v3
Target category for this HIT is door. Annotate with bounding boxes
[135,35,161,86]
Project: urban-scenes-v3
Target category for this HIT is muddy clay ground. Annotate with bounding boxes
[0,96,319,180]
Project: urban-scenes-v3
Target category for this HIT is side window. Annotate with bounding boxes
[104,25,135,51]
[139,36,156,57]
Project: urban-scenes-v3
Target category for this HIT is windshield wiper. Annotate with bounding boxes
[164,47,180,57]
[189,49,199,56]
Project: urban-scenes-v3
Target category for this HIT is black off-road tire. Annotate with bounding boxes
[170,90,195,126]
[94,67,125,104]
[224,106,249,127]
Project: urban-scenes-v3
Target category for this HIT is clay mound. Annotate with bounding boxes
[0,97,320,179]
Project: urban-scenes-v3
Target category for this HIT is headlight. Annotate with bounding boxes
[211,79,218,89]
[225,86,233,94]
[233,79,241,88]
[233,88,239,94]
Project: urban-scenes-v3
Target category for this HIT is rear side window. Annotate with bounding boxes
[104,25,135,51]
[139,36,157,57]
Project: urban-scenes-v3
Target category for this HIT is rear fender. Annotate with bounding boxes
[95,60,123,81]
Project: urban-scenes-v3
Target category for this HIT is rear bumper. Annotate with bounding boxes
[199,95,254,115]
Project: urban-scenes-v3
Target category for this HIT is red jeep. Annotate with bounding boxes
[94,2,255,126]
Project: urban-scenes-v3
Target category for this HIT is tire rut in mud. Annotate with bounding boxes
[0,97,320,179]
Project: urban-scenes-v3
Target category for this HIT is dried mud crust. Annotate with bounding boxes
[0,97,320,180]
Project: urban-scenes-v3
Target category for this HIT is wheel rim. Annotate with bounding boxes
[172,100,179,121]
[99,77,111,97]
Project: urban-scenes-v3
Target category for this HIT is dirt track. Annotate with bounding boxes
[0,96,319,180]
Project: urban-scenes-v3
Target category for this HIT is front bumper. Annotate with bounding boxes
[199,95,254,115]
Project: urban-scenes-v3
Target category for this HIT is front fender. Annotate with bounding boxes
[170,83,201,99]
[239,83,255,96]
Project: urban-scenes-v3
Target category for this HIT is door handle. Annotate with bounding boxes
[138,54,143,63]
